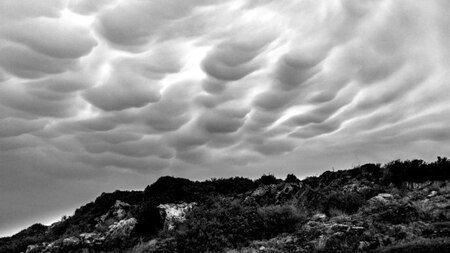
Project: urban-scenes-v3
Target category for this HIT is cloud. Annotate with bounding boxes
[198,109,246,134]
[0,0,448,174]
[3,18,97,59]
[0,46,79,79]
[0,118,47,138]
[68,0,117,15]
[0,81,81,118]
[95,0,208,48]
[0,0,65,20]
[83,71,161,111]
[2,0,450,237]
[200,27,274,81]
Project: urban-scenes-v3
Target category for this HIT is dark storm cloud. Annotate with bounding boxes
[0,82,81,118]
[3,18,97,59]
[83,73,162,111]
[0,46,79,79]
[198,109,247,134]
[0,118,47,138]
[253,138,296,156]
[201,34,272,81]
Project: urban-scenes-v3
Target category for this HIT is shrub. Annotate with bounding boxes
[318,234,368,253]
[173,198,304,252]
[376,204,422,224]
[257,204,305,238]
[133,203,165,238]
[381,157,450,185]
[374,238,450,253]
[255,174,279,185]
[205,177,257,196]
[320,191,365,215]
[285,174,301,183]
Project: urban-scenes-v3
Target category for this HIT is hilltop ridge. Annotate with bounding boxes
[1,157,450,253]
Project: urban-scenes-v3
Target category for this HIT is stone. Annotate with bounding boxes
[311,213,327,222]
[368,193,394,207]
[79,232,105,246]
[158,202,196,230]
[62,236,80,247]
[106,217,137,239]
[97,200,132,230]
[428,190,438,197]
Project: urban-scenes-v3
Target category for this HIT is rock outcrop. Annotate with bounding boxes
[24,200,136,253]
[1,158,447,253]
[158,202,196,230]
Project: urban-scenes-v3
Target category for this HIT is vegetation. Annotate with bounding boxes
[0,224,47,253]
[382,157,450,185]
[172,198,304,252]
[1,156,449,253]
[319,191,365,215]
[374,238,450,253]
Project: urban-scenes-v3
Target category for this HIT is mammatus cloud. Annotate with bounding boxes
[1,0,450,236]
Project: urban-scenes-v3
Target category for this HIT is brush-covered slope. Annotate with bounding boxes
[1,157,450,253]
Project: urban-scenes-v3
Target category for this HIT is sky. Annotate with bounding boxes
[1,0,450,237]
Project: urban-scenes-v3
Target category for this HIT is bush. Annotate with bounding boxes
[257,204,305,238]
[285,174,300,183]
[133,203,165,238]
[255,174,279,185]
[320,191,365,215]
[174,198,261,252]
[173,198,304,252]
[374,238,450,253]
[0,224,47,253]
[318,234,368,253]
[382,157,450,185]
[377,204,422,224]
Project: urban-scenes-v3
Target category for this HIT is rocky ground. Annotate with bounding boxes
[1,158,450,253]
[225,180,450,253]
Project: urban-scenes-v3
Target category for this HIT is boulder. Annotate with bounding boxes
[62,236,80,247]
[79,232,105,246]
[367,193,395,208]
[97,200,132,231]
[105,217,137,239]
[414,193,450,219]
[158,202,196,230]
[311,213,327,222]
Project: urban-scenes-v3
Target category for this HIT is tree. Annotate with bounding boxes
[285,174,300,183]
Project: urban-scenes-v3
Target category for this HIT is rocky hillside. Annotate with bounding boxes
[1,157,450,253]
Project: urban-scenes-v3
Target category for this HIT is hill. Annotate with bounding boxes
[1,157,450,253]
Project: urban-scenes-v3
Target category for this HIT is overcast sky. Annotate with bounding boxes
[1,0,450,237]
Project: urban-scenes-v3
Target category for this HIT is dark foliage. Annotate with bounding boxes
[50,190,143,239]
[376,204,423,224]
[2,156,450,253]
[0,223,47,253]
[382,157,450,185]
[204,177,257,196]
[136,176,259,238]
[257,204,305,237]
[133,203,165,238]
[173,198,304,252]
[320,191,365,215]
[285,173,301,183]
[143,176,196,204]
[318,233,370,253]
[255,174,280,185]
[374,238,450,253]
